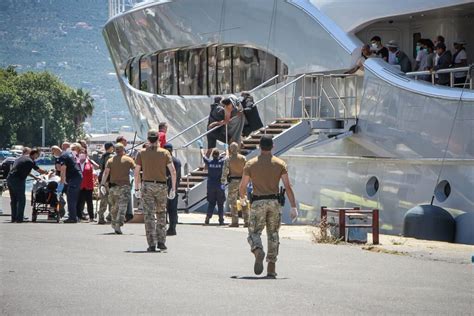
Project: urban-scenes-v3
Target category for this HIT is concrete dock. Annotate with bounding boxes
[0,195,473,315]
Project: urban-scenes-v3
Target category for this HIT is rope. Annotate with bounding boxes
[430,68,471,205]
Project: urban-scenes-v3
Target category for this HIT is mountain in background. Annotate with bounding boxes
[0,0,132,134]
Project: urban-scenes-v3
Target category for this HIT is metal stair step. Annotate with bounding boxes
[242,139,261,144]
[178,182,196,188]
[268,123,293,129]
[275,118,300,123]
[182,175,206,181]
[190,171,208,176]
[258,128,285,134]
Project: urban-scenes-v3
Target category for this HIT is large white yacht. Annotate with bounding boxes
[103,0,474,244]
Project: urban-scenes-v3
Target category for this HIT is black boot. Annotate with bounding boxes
[157,242,167,250]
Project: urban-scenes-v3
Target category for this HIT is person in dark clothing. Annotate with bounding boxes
[97,142,114,224]
[58,143,83,223]
[241,92,263,137]
[163,143,181,236]
[202,148,226,225]
[206,96,226,156]
[7,149,46,222]
[433,42,453,86]
[370,36,389,62]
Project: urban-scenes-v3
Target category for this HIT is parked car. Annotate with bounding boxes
[0,150,13,163]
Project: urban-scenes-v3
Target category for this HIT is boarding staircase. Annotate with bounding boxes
[173,73,359,212]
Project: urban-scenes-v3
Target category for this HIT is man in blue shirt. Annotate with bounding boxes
[58,143,83,223]
[7,148,46,222]
[202,148,226,225]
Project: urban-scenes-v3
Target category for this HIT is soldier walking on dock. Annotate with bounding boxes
[239,135,298,278]
[221,142,247,227]
[134,130,176,252]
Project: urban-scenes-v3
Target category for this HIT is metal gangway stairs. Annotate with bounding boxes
[171,73,360,212]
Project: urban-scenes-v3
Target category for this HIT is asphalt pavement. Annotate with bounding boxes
[0,197,473,315]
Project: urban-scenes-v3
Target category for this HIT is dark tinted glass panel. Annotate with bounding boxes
[233,47,277,91]
[158,51,177,95]
[140,54,157,93]
[208,46,218,95]
[178,48,207,95]
[217,46,233,94]
[130,58,140,89]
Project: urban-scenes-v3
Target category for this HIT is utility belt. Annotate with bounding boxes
[109,183,130,188]
[250,186,286,206]
[143,180,167,184]
[228,176,242,181]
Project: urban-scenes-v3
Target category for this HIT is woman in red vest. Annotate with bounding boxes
[77,148,95,222]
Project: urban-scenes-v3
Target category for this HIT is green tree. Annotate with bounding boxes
[0,67,95,148]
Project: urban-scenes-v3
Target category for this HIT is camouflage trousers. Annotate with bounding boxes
[108,184,131,228]
[97,184,111,220]
[228,180,249,225]
[142,182,168,247]
[247,200,281,263]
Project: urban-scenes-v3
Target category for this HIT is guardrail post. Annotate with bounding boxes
[339,209,345,241]
[320,206,327,222]
[372,209,379,245]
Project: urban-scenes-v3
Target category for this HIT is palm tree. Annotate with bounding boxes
[72,88,94,132]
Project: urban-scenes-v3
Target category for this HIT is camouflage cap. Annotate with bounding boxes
[115,143,125,150]
[148,129,158,138]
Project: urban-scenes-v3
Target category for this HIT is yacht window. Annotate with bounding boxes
[139,54,157,93]
[178,48,207,95]
[217,46,233,95]
[158,51,177,95]
[129,57,140,89]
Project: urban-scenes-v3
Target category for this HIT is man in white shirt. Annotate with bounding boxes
[452,40,468,86]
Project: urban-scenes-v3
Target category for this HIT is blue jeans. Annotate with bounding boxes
[7,177,26,222]
[66,178,82,221]
[206,186,225,223]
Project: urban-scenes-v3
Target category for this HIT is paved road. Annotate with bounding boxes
[0,199,473,315]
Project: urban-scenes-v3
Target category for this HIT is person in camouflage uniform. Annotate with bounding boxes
[134,129,176,252]
[100,143,135,234]
[97,142,114,224]
[221,142,247,227]
[239,135,298,278]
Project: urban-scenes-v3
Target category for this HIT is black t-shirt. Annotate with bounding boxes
[98,152,113,182]
[59,151,82,182]
[8,156,39,181]
[376,47,389,61]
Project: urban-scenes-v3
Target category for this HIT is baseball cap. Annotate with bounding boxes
[104,142,114,150]
[147,129,158,138]
[386,40,399,48]
[115,143,125,150]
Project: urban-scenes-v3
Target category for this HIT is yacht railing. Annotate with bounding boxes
[180,72,358,149]
[406,66,473,89]
[167,74,279,143]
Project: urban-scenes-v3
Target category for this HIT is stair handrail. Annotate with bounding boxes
[180,74,306,149]
[167,74,280,143]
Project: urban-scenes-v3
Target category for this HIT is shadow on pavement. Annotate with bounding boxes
[124,250,164,254]
[230,275,288,280]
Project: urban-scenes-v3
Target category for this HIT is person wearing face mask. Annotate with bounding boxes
[58,143,83,223]
[433,42,452,86]
[370,36,388,62]
[77,149,95,222]
[414,39,427,71]
[418,39,435,81]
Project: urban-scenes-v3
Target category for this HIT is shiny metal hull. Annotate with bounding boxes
[103,0,474,242]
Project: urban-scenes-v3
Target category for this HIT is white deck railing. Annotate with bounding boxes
[406,66,473,89]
